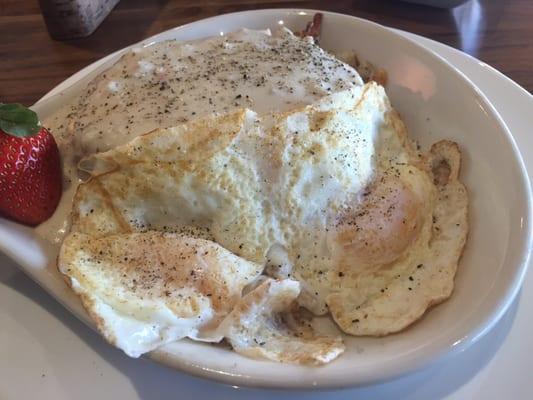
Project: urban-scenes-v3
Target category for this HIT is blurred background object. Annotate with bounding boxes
[400,0,471,7]
[452,0,483,56]
[38,0,120,40]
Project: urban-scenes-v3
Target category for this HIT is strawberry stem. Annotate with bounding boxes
[0,103,41,137]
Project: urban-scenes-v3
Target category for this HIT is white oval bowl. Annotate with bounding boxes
[2,9,530,389]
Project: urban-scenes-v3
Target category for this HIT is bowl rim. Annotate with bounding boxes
[31,8,533,389]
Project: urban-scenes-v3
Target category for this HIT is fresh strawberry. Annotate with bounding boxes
[0,103,62,226]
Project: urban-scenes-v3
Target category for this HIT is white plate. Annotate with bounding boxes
[0,9,531,389]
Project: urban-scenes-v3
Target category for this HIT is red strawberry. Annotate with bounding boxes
[0,103,62,226]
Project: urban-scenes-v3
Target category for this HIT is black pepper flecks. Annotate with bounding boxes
[48,30,363,159]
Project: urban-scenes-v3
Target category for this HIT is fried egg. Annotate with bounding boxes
[326,141,467,335]
[71,83,381,259]
[58,231,263,357]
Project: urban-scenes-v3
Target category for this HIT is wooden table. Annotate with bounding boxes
[1,0,531,105]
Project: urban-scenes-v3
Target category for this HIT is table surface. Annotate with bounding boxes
[0,0,532,105]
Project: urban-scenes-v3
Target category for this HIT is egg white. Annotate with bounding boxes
[60,80,467,360]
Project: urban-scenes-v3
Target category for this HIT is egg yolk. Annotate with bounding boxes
[329,175,422,268]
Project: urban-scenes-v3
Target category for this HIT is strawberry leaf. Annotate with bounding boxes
[0,103,41,137]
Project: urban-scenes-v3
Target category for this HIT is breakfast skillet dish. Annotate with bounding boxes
[0,15,467,365]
